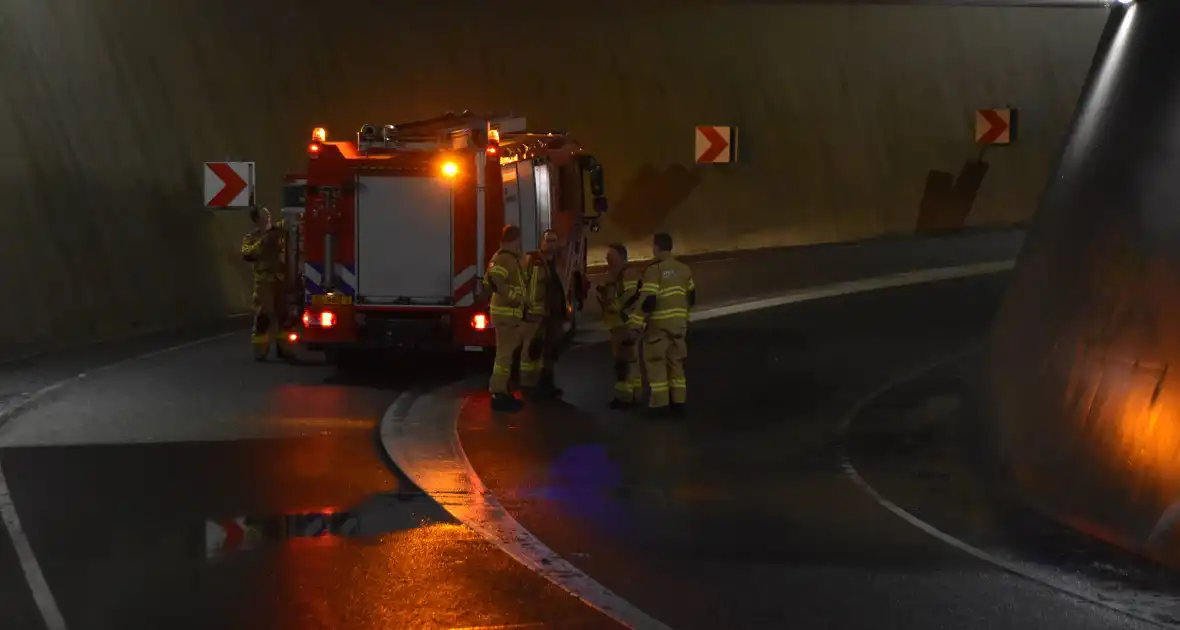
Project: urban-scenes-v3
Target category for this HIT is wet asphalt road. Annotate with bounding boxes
[458,273,1159,629]
[0,231,1033,629]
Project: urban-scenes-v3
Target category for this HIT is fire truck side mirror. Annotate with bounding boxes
[588,165,605,198]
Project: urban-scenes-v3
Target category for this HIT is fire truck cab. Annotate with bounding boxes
[295,112,607,363]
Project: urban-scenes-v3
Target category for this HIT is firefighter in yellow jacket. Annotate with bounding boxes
[598,243,644,409]
[240,206,292,361]
[520,229,567,399]
[483,225,528,413]
[629,232,695,417]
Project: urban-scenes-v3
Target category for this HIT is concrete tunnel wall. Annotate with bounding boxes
[0,1,1106,357]
[989,2,1180,567]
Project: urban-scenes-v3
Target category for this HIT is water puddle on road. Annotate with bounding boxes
[203,489,430,560]
[0,431,616,630]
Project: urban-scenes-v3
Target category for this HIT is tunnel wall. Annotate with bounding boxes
[0,1,1106,356]
[989,2,1180,566]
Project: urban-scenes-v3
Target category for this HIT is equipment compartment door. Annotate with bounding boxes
[355,175,453,302]
[515,162,539,252]
[502,164,521,228]
[533,163,553,236]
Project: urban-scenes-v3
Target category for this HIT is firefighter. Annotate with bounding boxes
[520,229,567,399]
[629,232,695,417]
[483,225,528,413]
[598,243,644,409]
[240,206,292,361]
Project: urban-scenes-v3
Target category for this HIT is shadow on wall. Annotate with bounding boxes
[915,158,990,234]
[607,163,701,239]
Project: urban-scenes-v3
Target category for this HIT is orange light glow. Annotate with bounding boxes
[287,332,299,343]
[312,127,327,142]
[471,313,488,330]
[441,161,459,177]
[320,311,336,327]
[302,311,311,327]
[308,143,321,155]
[487,146,497,155]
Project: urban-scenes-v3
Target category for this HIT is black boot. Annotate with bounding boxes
[490,393,523,413]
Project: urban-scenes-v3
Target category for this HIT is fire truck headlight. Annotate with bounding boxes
[441,161,459,178]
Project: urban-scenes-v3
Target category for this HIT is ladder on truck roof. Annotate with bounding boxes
[356,112,530,153]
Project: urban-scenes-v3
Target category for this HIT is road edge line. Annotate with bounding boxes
[0,329,241,630]
[0,331,240,438]
[835,354,1173,629]
[0,461,68,630]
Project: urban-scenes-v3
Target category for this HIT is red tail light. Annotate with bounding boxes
[302,311,311,327]
[471,313,488,330]
[320,311,336,328]
[287,332,299,343]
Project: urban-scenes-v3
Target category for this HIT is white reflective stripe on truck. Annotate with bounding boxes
[303,263,323,287]
[453,265,477,306]
[335,264,357,290]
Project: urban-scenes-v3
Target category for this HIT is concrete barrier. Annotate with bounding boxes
[988,2,1180,566]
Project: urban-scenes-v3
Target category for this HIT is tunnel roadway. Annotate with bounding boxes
[0,229,1162,630]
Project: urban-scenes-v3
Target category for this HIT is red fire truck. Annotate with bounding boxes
[293,112,608,364]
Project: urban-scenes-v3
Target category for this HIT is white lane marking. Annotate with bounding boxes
[381,389,674,630]
[836,355,1174,628]
[690,260,1014,323]
[383,259,1017,630]
[0,462,68,630]
[0,331,239,434]
[0,326,242,630]
[569,260,1015,347]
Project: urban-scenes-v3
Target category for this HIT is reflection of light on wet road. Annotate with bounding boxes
[448,623,548,629]
[516,444,629,534]
[271,417,376,431]
[268,522,546,628]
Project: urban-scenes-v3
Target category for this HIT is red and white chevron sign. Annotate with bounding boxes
[695,126,736,164]
[203,161,254,208]
[975,109,1013,145]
